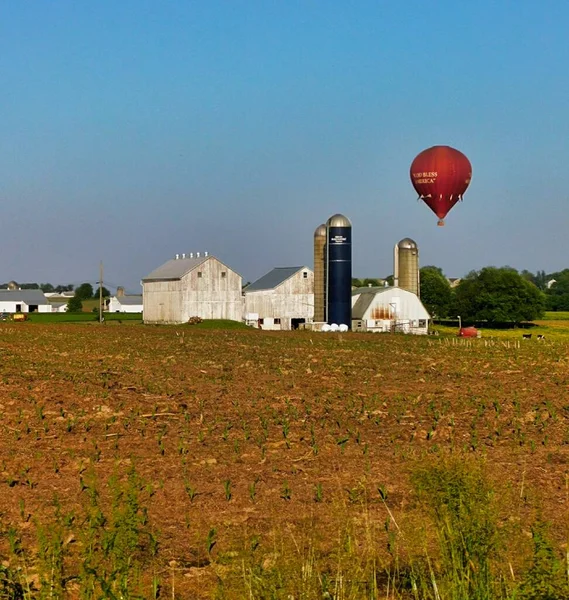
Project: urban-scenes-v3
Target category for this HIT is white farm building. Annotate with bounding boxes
[142,253,242,324]
[108,295,143,313]
[351,286,430,334]
[244,266,314,330]
[0,290,52,314]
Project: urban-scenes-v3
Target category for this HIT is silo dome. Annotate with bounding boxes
[314,224,327,238]
[326,213,352,228]
[398,237,418,250]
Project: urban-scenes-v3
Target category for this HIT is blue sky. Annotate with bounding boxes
[1,1,568,290]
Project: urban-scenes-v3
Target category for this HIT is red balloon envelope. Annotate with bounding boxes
[410,145,472,226]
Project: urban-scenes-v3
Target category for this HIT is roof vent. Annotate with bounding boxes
[175,254,180,260]
[196,252,200,258]
[204,251,209,257]
[368,283,372,287]
[181,253,186,259]
[189,252,194,258]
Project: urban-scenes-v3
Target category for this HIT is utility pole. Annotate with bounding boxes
[99,261,103,324]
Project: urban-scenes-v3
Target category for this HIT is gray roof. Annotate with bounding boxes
[115,295,143,305]
[0,290,49,305]
[244,267,307,292]
[142,256,208,282]
[351,287,393,320]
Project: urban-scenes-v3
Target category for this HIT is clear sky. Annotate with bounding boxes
[1,1,568,290]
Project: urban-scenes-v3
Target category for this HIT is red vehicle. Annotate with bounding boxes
[458,326,479,338]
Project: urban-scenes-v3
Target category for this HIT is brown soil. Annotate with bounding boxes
[0,324,568,597]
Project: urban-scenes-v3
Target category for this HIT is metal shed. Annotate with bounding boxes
[351,286,430,334]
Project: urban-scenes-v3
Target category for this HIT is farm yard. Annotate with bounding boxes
[1,322,569,598]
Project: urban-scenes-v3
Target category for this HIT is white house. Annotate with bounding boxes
[244,266,314,330]
[108,295,143,313]
[0,290,52,314]
[351,286,430,334]
[142,253,242,324]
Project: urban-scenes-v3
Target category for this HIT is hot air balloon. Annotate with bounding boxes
[410,145,472,226]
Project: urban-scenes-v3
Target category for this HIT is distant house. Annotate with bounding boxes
[50,302,68,313]
[243,266,314,330]
[45,291,75,299]
[108,295,143,313]
[0,290,52,314]
[142,253,242,324]
[351,286,430,334]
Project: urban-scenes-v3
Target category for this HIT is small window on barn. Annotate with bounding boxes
[221,272,227,278]
[197,272,203,278]
[303,272,308,278]
[259,318,264,325]
[418,319,427,327]
[274,318,281,324]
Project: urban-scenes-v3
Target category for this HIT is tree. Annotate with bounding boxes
[454,267,545,324]
[67,296,83,313]
[544,269,569,311]
[93,286,111,299]
[420,266,453,318]
[75,283,94,300]
[55,284,74,293]
[40,283,54,293]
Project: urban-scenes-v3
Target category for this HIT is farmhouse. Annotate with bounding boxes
[244,266,314,330]
[351,286,430,334]
[108,295,143,313]
[0,290,52,314]
[142,253,242,324]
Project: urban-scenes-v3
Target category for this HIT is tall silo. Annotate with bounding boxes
[326,214,352,326]
[313,224,327,322]
[394,238,420,296]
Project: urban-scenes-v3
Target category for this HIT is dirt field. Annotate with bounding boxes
[1,323,569,597]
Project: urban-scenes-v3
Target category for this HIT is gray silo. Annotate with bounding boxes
[394,238,420,297]
[313,224,327,323]
[326,214,352,326]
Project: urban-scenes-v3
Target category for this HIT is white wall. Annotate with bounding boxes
[0,301,51,314]
[108,297,143,313]
[143,257,243,324]
[244,269,314,330]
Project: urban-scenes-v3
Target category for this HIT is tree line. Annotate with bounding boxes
[0,282,111,299]
[353,267,556,325]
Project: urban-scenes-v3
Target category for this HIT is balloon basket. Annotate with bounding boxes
[437,220,445,227]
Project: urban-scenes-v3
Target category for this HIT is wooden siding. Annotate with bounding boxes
[143,257,243,324]
[244,269,314,330]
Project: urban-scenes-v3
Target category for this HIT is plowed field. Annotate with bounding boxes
[1,323,568,597]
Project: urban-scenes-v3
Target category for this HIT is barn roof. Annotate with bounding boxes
[351,293,372,320]
[244,267,308,292]
[351,286,430,320]
[0,290,49,305]
[142,256,209,282]
[115,295,143,305]
[352,286,396,320]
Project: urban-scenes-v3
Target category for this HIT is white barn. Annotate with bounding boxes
[108,295,143,313]
[142,254,242,324]
[0,290,52,314]
[244,266,314,330]
[351,286,430,334]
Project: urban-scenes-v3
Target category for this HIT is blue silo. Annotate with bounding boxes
[326,214,352,326]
